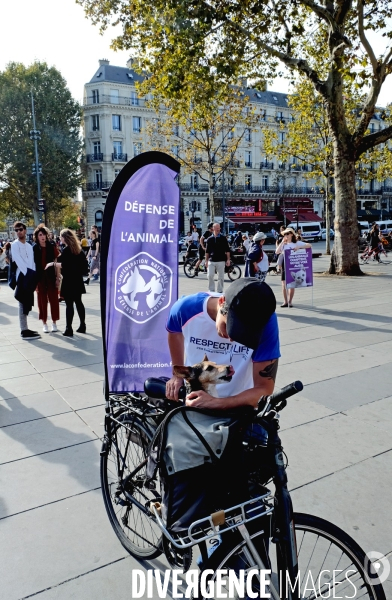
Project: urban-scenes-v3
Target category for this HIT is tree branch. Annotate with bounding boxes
[334,0,353,25]
[356,125,392,158]
[302,0,337,28]
[358,0,378,75]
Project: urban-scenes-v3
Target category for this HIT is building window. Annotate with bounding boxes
[172,145,179,157]
[110,89,119,104]
[262,175,268,189]
[276,111,285,123]
[95,210,104,229]
[94,169,102,187]
[228,128,234,139]
[245,151,252,168]
[112,115,121,131]
[245,128,251,142]
[93,141,101,157]
[92,114,99,131]
[113,141,123,157]
[172,124,179,136]
[191,174,199,190]
[245,174,252,190]
[133,142,142,157]
[114,169,121,179]
[130,90,139,105]
[228,176,235,191]
[133,116,142,133]
[92,89,99,104]
[279,131,285,144]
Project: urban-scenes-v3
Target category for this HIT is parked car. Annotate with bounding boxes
[320,228,335,240]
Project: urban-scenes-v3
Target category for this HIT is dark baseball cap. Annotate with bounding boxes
[224,278,276,349]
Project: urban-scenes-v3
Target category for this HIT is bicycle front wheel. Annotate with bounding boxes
[198,512,386,600]
[184,259,197,278]
[100,413,163,559]
[227,264,242,281]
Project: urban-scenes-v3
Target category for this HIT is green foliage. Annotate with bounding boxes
[0,62,83,224]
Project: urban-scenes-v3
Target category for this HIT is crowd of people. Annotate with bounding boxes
[183,222,311,307]
[2,221,101,340]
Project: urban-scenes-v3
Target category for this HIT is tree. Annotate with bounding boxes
[79,0,392,275]
[145,89,258,223]
[0,62,83,225]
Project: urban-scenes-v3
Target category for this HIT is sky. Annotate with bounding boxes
[0,0,391,106]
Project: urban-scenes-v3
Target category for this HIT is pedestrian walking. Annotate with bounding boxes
[33,225,60,333]
[87,230,100,281]
[276,227,311,308]
[46,229,88,337]
[245,232,269,282]
[194,222,213,275]
[10,222,40,339]
[205,223,231,293]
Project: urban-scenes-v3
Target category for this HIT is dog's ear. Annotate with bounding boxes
[172,365,194,379]
[202,353,209,362]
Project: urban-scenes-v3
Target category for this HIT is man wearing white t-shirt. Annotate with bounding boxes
[11,222,40,340]
[165,278,280,408]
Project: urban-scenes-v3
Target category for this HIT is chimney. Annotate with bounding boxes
[126,58,134,69]
[99,59,110,66]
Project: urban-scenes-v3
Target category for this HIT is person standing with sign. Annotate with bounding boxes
[205,223,231,293]
[276,227,311,308]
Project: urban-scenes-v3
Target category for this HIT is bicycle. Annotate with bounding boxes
[359,245,391,265]
[183,256,242,280]
[100,380,386,599]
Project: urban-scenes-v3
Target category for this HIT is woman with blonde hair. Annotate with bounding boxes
[276,227,311,308]
[45,228,88,336]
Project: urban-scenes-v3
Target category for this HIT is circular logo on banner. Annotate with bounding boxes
[114,252,173,323]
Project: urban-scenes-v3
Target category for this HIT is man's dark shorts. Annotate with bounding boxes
[198,247,205,260]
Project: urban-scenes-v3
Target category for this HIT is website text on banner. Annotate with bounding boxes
[102,152,180,393]
[284,247,313,289]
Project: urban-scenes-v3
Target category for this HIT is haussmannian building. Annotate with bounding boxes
[82,59,392,233]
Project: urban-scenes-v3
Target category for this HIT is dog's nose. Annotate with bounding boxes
[227,365,235,376]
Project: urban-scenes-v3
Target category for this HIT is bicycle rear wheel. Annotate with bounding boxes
[227,264,242,281]
[100,413,162,559]
[198,512,386,599]
[184,259,197,278]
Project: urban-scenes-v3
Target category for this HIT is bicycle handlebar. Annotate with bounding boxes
[257,380,303,414]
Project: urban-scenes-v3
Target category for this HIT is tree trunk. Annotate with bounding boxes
[209,184,215,222]
[329,145,362,275]
[325,180,331,255]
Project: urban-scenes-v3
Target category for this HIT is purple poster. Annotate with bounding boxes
[100,152,180,394]
[284,247,313,289]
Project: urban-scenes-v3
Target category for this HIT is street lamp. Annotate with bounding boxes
[29,92,44,224]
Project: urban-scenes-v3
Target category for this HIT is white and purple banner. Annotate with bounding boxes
[100,152,180,395]
[284,247,313,289]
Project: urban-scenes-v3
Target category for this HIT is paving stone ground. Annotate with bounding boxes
[0,243,391,599]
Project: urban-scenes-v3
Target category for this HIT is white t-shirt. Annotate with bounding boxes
[11,240,35,278]
[167,292,280,398]
[191,231,199,242]
[256,251,269,272]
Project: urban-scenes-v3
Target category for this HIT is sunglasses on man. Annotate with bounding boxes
[14,228,24,232]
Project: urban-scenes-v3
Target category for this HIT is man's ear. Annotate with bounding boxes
[218,296,225,306]
[173,365,194,379]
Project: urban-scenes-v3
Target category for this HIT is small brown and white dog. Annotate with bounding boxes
[173,354,235,397]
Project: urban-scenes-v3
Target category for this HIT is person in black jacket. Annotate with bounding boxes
[33,225,60,333]
[46,228,88,337]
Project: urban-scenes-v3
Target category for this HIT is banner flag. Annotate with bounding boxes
[100,151,181,396]
[284,247,313,289]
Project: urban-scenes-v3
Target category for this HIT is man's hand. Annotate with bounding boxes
[165,376,184,401]
[186,390,222,409]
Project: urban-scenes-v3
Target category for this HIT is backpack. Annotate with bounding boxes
[146,406,253,534]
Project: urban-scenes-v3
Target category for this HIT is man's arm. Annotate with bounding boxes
[186,359,279,409]
[165,332,185,400]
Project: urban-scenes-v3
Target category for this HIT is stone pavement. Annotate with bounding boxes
[0,247,391,599]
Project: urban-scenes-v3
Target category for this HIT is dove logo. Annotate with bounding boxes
[114,252,173,323]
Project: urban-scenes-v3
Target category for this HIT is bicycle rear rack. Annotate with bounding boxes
[150,491,274,549]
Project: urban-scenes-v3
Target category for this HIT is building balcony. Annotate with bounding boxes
[356,188,383,196]
[83,180,113,191]
[260,161,274,170]
[85,95,147,107]
[112,153,128,162]
[86,153,103,163]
